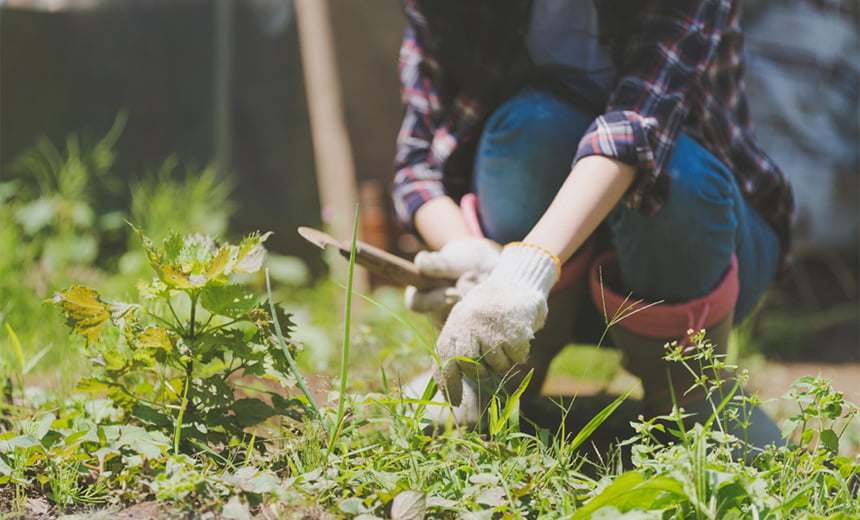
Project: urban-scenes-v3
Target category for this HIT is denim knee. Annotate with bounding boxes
[607,135,780,322]
[474,88,594,243]
[607,135,739,304]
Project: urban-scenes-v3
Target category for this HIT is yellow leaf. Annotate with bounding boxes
[135,327,173,351]
[49,285,111,345]
[159,264,193,289]
[206,245,232,283]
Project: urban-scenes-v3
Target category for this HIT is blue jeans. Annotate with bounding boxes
[473,87,780,323]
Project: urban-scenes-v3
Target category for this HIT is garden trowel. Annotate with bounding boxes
[297,226,452,291]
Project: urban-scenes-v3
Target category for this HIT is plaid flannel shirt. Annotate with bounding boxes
[393,0,794,263]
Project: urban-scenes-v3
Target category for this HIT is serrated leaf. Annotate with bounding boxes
[200,284,259,318]
[48,285,112,344]
[63,427,100,447]
[77,378,117,396]
[135,327,173,352]
[162,232,184,264]
[233,232,271,273]
[130,222,160,265]
[206,245,233,283]
[251,304,295,340]
[391,490,426,520]
[137,279,169,300]
[160,263,194,289]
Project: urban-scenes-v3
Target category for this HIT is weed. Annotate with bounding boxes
[48,227,306,457]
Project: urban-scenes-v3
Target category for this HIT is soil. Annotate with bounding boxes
[544,360,860,408]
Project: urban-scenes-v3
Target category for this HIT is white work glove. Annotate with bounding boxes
[404,238,501,317]
[433,243,560,405]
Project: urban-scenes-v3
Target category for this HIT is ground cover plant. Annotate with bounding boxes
[1,126,859,519]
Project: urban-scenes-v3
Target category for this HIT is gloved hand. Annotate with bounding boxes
[404,238,501,317]
[433,243,560,405]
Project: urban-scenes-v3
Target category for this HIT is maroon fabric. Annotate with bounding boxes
[589,250,739,339]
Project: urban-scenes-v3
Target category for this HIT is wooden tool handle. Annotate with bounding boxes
[339,240,450,291]
[298,226,451,290]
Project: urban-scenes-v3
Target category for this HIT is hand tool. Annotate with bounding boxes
[297,226,452,291]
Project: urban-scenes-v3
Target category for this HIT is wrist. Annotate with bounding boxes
[487,242,561,297]
[415,197,475,249]
[441,237,500,253]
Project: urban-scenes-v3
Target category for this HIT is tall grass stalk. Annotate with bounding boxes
[327,207,361,457]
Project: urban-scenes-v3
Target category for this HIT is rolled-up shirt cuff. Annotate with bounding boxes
[574,110,667,215]
[392,174,447,231]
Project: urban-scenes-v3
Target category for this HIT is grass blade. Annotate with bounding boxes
[567,389,632,452]
[265,270,320,417]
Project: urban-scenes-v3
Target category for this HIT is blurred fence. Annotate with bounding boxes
[2,0,856,249]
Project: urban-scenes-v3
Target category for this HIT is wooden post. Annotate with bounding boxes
[294,0,367,290]
[213,0,232,182]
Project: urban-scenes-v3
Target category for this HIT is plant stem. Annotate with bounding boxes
[143,310,179,330]
[189,291,199,339]
[174,361,192,455]
[206,317,244,334]
[166,298,187,336]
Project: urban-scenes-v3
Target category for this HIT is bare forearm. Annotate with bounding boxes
[524,155,636,263]
[414,196,475,250]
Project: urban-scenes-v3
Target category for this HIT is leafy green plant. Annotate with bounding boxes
[781,375,858,453]
[8,112,127,272]
[48,227,306,456]
[581,332,860,520]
